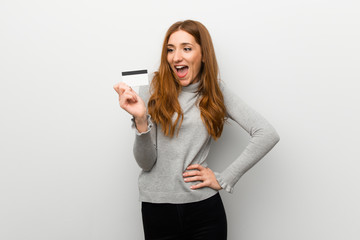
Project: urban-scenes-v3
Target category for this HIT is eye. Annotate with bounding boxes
[184,47,192,52]
[167,48,174,53]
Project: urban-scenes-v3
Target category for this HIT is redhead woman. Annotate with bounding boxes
[113,20,280,240]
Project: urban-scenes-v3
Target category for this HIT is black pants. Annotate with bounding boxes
[141,193,227,240]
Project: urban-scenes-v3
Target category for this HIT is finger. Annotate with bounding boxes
[190,182,207,190]
[113,83,122,94]
[115,82,131,95]
[183,170,200,177]
[184,176,203,182]
[122,89,137,99]
[123,87,138,98]
[120,91,137,101]
[186,164,205,171]
[119,92,137,107]
[120,86,131,95]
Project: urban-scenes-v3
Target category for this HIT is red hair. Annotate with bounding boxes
[148,20,226,140]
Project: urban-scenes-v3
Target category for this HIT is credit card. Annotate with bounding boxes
[121,69,149,87]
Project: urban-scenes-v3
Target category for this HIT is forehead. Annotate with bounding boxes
[168,30,197,45]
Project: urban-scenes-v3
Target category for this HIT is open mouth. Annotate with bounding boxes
[175,65,189,78]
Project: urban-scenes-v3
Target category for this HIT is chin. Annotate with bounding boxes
[179,79,191,87]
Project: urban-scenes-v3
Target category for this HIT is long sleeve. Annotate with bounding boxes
[132,86,157,172]
[214,83,280,193]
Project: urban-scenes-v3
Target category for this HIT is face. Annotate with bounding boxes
[167,30,203,87]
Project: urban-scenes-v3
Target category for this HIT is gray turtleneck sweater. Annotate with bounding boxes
[131,81,280,204]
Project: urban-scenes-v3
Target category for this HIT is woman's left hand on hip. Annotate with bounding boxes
[183,164,222,191]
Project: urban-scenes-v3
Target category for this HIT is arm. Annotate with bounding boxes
[132,114,157,171]
[113,82,157,171]
[131,85,157,171]
[214,83,280,193]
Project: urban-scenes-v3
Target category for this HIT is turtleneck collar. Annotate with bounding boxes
[181,80,201,93]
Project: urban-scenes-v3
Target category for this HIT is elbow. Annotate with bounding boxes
[133,147,157,172]
[265,125,280,147]
[271,128,280,145]
[134,156,156,172]
[252,123,280,147]
[138,160,156,172]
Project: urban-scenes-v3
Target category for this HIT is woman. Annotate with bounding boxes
[114,20,280,240]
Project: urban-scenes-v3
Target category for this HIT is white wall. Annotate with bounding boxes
[1,0,359,239]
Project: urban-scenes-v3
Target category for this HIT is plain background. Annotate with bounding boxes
[1,0,359,239]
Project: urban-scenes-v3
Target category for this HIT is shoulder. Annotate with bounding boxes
[218,80,239,102]
[218,80,252,115]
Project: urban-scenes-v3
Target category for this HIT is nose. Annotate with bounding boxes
[173,49,183,63]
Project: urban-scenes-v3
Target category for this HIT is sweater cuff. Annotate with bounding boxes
[131,114,153,136]
[214,172,234,193]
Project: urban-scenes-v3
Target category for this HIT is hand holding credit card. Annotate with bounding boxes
[113,70,147,128]
[121,69,149,87]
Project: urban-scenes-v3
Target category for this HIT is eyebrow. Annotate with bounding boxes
[167,42,194,47]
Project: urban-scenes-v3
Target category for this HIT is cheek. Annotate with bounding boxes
[167,54,172,64]
[194,55,202,70]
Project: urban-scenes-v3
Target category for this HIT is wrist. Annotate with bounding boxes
[134,114,148,133]
[134,115,147,125]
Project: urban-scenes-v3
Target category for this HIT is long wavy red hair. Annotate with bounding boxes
[148,20,226,140]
